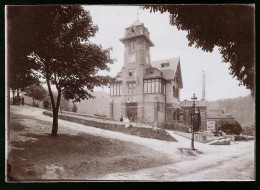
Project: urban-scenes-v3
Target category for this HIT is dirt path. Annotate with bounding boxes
[9,105,255,181]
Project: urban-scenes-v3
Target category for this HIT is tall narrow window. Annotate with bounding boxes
[144,80,148,93]
[120,83,122,95]
[151,79,155,93]
[147,80,151,93]
[144,79,166,95]
[128,83,136,94]
[158,80,161,93]
[155,79,159,93]
[110,83,122,96]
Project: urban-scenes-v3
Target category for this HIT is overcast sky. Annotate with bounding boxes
[84,5,251,101]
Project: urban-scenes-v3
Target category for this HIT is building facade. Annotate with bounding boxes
[207,109,234,131]
[179,71,207,131]
[108,19,183,127]
[179,98,207,131]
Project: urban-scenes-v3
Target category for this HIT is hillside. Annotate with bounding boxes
[75,90,110,116]
[74,92,255,127]
[207,95,255,127]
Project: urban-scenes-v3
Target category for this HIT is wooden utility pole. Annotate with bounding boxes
[191,93,197,150]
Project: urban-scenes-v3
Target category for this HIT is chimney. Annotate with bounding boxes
[202,71,205,100]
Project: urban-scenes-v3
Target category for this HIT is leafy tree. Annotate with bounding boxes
[8,6,113,136]
[142,5,255,96]
[8,6,40,102]
[60,98,71,112]
[72,103,78,113]
[24,83,47,106]
[215,119,242,135]
[43,99,51,109]
[44,94,72,112]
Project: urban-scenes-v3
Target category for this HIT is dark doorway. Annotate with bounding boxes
[126,102,138,122]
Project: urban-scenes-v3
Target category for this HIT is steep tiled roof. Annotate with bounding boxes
[151,57,179,71]
[150,57,182,88]
[161,69,175,80]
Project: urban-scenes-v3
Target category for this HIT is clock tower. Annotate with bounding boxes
[118,19,154,121]
[120,19,154,67]
[119,19,154,98]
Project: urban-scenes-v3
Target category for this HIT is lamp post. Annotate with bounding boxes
[191,93,197,150]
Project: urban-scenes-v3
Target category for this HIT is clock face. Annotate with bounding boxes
[128,53,136,63]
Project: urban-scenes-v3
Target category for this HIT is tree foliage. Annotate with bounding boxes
[142,5,255,96]
[24,83,47,106]
[8,7,40,97]
[207,95,255,127]
[216,119,242,135]
[242,125,254,136]
[8,5,114,136]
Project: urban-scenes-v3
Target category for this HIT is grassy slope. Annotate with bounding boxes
[43,111,177,142]
[8,112,173,181]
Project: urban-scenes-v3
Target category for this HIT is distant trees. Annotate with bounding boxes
[43,95,72,112]
[143,5,255,96]
[8,5,114,137]
[24,83,47,106]
[207,95,255,127]
[72,103,78,113]
[216,119,242,135]
[43,99,51,109]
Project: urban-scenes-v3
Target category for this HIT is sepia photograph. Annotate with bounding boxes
[6,4,255,181]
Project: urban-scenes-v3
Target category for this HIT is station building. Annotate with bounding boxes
[108,19,184,127]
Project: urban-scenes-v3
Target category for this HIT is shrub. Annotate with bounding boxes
[235,135,254,141]
[242,125,255,136]
[34,102,39,107]
[43,99,51,109]
[72,103,78,113]
[216,119,242,135]
[165,122,189,132]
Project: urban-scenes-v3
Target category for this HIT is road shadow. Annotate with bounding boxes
[178,148,203,156]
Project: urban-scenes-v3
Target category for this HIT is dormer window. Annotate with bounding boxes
[161,62,170,68]
[131,27,135,33]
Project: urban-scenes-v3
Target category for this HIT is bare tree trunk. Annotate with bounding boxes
[16,88,20,98]
[46,73,62,137]
[32,98,35,107]
[12,89,15,104]
[46,75,57,137]
[51,108,59,137]
[51,87,62,136]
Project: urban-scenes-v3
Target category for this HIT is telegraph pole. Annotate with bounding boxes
[191,93,197,150]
